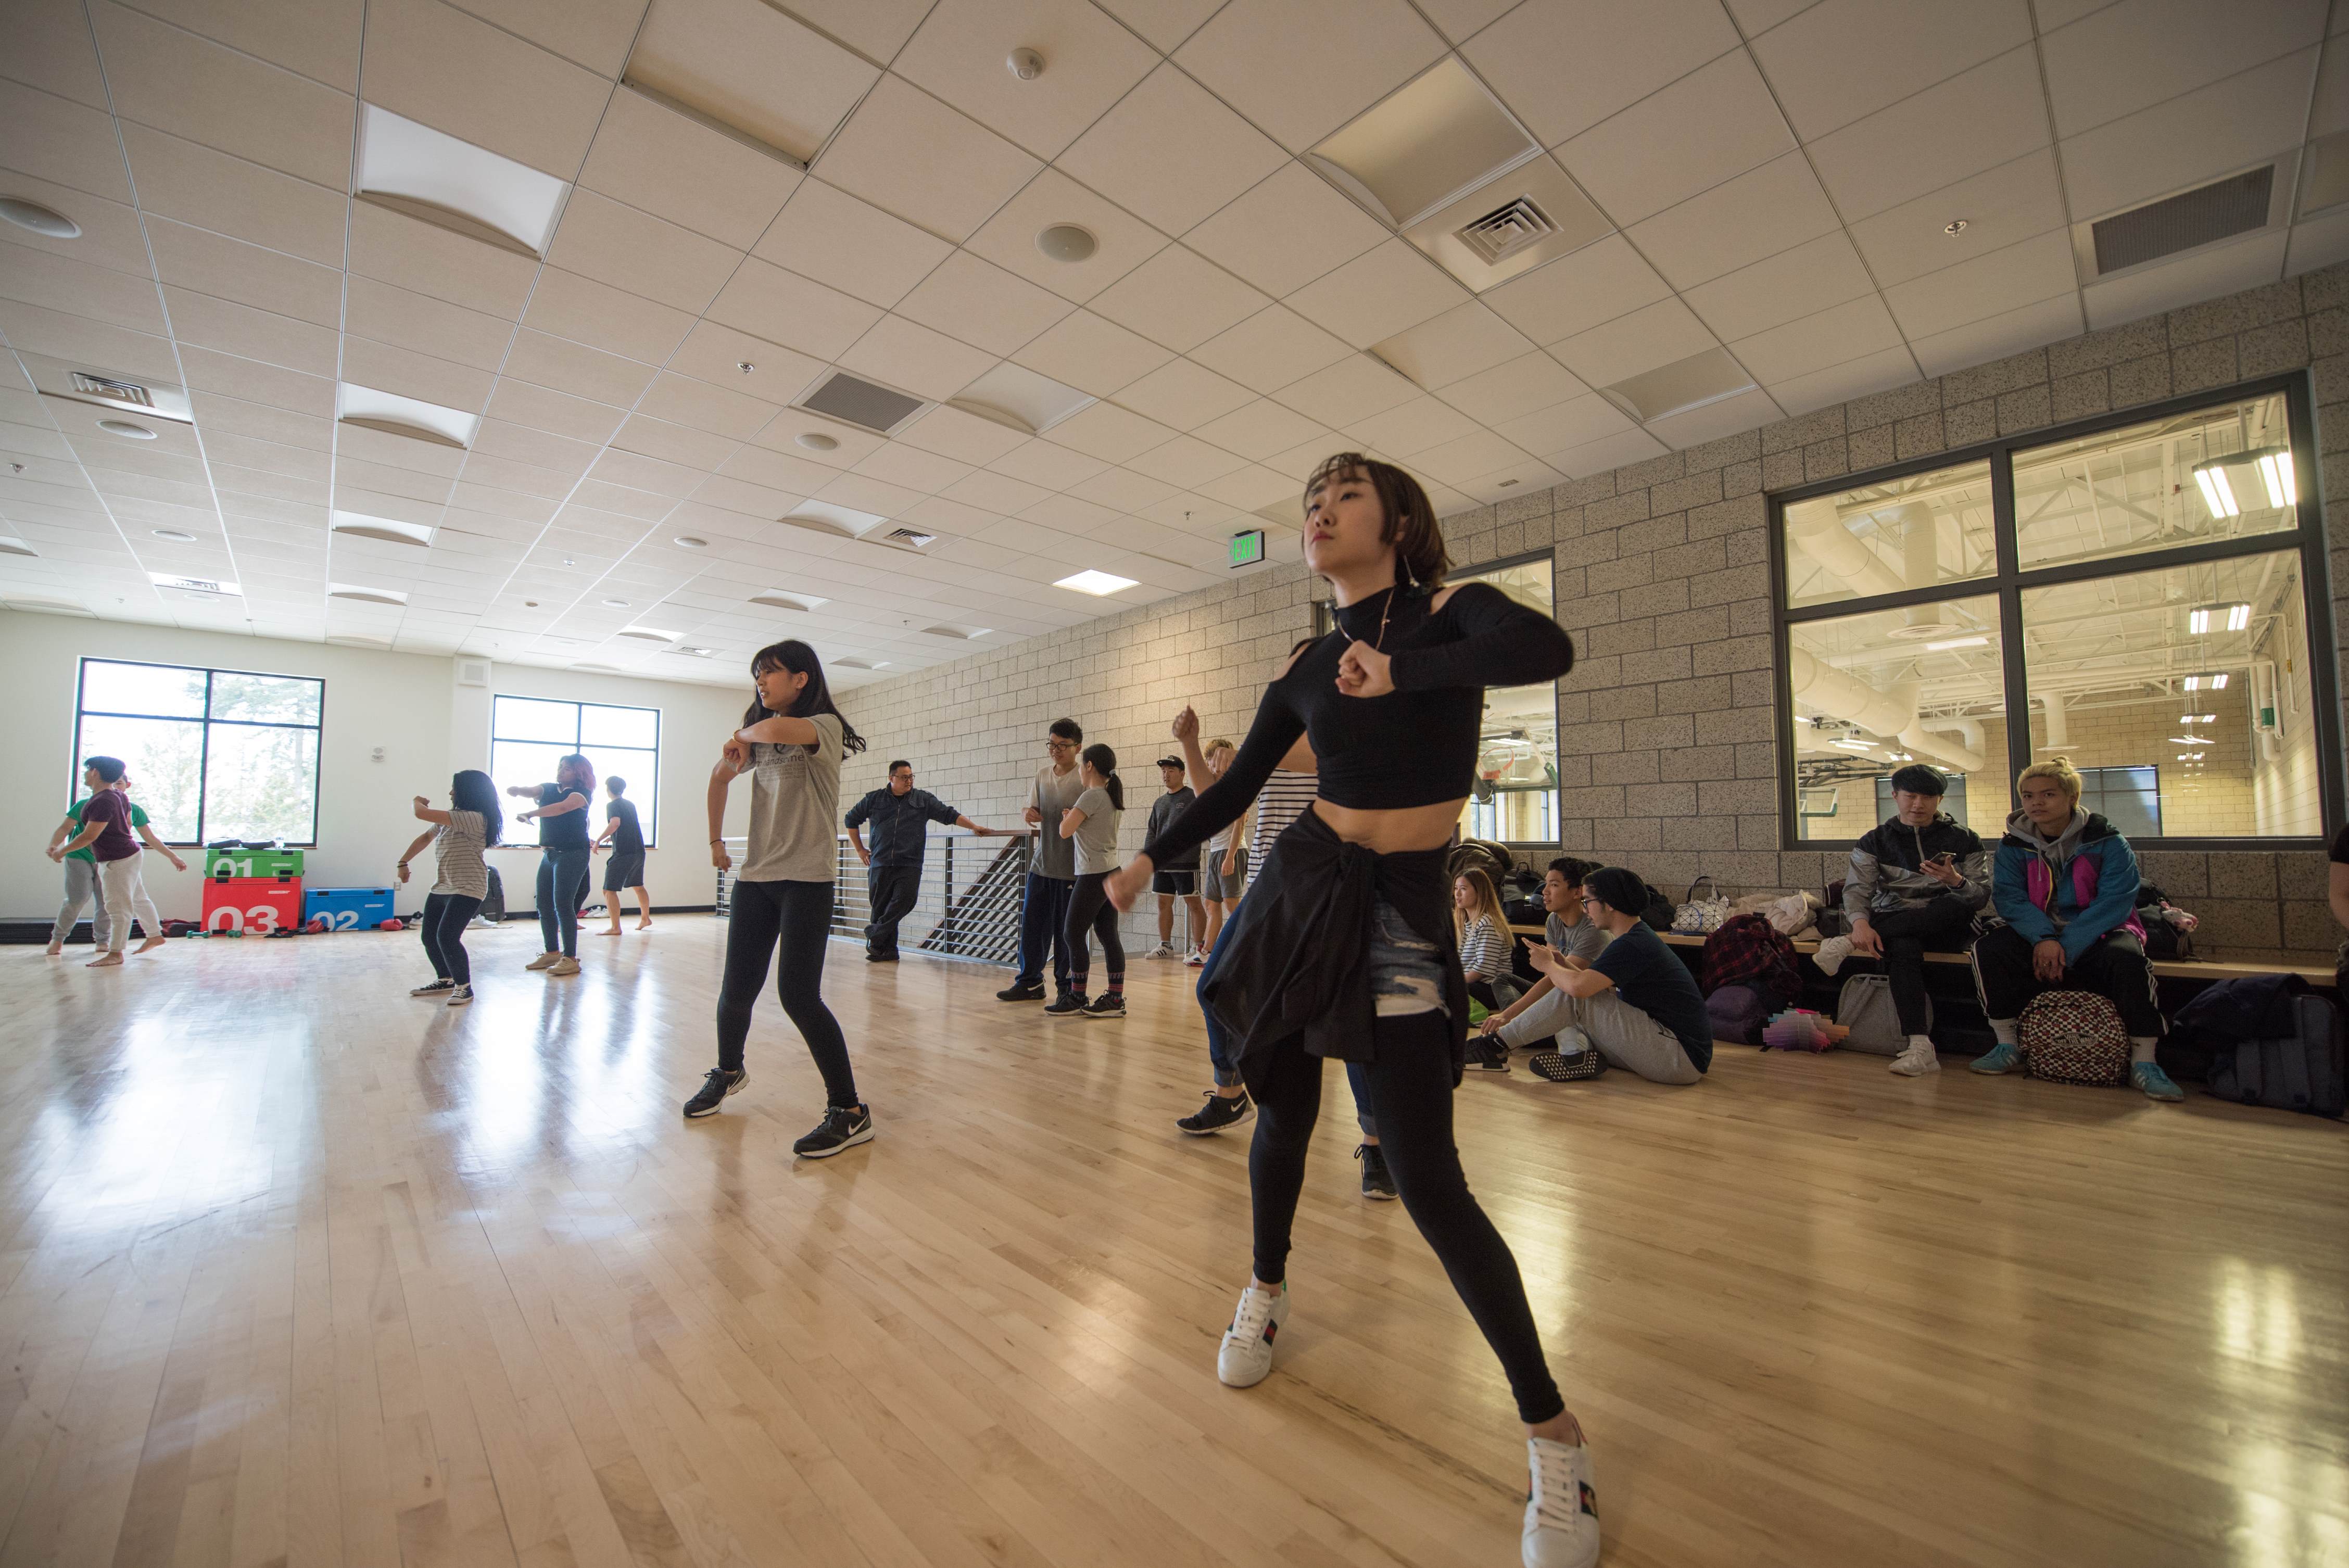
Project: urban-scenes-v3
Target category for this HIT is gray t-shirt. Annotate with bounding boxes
[740,712,843,883]
[432,809,488,900]
[1070,786,1121,876]
[1030,764,1084,880]
[1547,909,1608,964]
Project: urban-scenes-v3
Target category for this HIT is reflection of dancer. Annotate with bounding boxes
[397,769,501,1005]
[1105,454,1592,1568]
[592,776,651,935]
[46,765,183,955]
[690,641,874,1159]
[509,756,593,976]
[49,756,183,967]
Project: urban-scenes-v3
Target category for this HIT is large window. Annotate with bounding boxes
[489,696,661,845]
[72,660,324,845]
[1775,381,2339,846]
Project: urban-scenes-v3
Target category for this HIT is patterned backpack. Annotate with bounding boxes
[2019,991,2129,1086]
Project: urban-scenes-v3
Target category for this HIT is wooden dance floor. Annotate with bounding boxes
[3,920,2343,1568]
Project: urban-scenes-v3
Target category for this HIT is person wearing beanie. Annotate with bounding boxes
[1813,763,1989,1077]
[1491,865,1712,1084]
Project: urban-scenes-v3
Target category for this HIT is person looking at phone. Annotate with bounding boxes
[1814,764,1988,1076]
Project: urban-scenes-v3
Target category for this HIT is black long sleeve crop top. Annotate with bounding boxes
[1141,581,1574,868]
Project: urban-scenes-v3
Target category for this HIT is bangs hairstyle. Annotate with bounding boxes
[748,640,868,753]
[451,768,503,846]
[1305,452,1451,589]
[2017,753,2083,802]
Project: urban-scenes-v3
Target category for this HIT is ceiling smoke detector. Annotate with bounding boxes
[673,535,708,549]
[1035,223,1097,263]
[98,419,157,439]
[796,431,839,451]
[1008,47,1044,80]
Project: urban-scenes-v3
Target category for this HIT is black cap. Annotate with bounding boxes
[1156,755,1184,770]
[1584,866,1646,916]
[1889,763,1949,796]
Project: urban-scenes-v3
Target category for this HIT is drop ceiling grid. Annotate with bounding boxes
[2,0,2346,686]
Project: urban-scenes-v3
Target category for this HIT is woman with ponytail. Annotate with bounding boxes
[1051,742,1128,1019]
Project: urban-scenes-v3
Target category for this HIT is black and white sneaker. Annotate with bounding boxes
[683,1067,747,1117]
[445,984,474,1006]
[793,1103,874,1158]
[996,980,1046,1002]
[1042,992,1087,1016]
[410,978,454,996]
[1465,1037,1512,1072]
[1081,992,1125,1019]
[1176,1090,1253,1135]
[1356,1142,1398,1200]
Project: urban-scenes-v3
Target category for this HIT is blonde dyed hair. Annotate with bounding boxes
[1205,736,1236,758]
[1453,867,1508,940]
[2016,754,2083,802]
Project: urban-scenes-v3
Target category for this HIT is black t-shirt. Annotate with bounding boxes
[537,782,590,849]
[1594,922,1713,1072]
[1146,787,1198,867]
[2332,823,2348,865]
[605,796,643,854]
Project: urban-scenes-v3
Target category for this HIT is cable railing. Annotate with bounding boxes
[713,832,1034,967]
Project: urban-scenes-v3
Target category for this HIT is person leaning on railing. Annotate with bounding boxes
[843,758,1009,964]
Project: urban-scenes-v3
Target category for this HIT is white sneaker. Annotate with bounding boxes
[1813,934,1853,976]
[548,956,580,976]
[1145,941,1178,960]
[1555,1026,1593,1055]
[1889,1040,1940,1076]
[1523,1437,1601,1568]
[446,984,474,1007]
[1217,1283,1290,1388]
[525,951,560,971]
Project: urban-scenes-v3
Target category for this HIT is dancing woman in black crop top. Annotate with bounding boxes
[1104,454,1598,1568]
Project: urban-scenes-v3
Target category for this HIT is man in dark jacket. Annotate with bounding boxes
[844,761,1006,962]
[1142,755,1204,959]
[1816,763,1988,1077]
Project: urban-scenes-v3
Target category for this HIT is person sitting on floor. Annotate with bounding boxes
[1453,866,1513,1014]
[1968,755,2181,1102]
[1480,857,1605,1049]
[1481,867,1711,1085]
[1815,762,1989,1078]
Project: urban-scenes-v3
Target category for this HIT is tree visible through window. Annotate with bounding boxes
[72,659,323,844]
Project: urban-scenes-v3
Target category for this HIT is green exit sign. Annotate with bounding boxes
[1229,529,1266,568]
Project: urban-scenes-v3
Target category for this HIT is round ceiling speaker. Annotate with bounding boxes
[796,432,839,451]
[1035,223,1097,263]
[99,419,157,439]
[0,197,79,238]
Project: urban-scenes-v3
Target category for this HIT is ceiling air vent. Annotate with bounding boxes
[456,657,491,687]
[2077,163,2283,280]
[72,371,152,407]
[1456,196,1558,265]
[879,527,937,551]
[797,371,925,436]
[150,573,237,596]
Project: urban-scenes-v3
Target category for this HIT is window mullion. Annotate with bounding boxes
[1989,445,2033,801]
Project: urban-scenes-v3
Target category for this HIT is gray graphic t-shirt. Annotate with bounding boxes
[1030,764,1084,880]
[740,713,843,883]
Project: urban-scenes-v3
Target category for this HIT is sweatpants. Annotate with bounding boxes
[1064,871,1124,994]
[1859,895,1978,1035]
[97,851,161,953]
[420,892,483,984]
[864,862,921,958]
[1014,870,1075,993]
[535,846,590,957]
[1199,932,1375,1133]
[1498,984,1703,1084]
[1970,923,2164,1038]
[1247,1013,1563,1425]
[717,878,857,1107]
[52,856,109,946]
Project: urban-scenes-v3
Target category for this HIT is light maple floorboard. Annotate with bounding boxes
[1,920,2344,1568]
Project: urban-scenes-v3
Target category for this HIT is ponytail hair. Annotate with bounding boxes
[747,640,867,753]
[1081,742,1123,812]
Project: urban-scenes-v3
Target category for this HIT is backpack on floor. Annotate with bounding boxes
[1640,882,1676,931]
[2182,978,2347,1118]
[2019,991,2129,1086]
[477,864,506,924]
[1706,983,1770,1045]
[1834,972,1926,1056]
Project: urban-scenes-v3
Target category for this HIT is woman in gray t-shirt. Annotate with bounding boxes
[688,640,875,1158]
[1050,743,1128,1018]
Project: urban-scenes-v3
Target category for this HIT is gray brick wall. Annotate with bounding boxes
[844,264,2349,961]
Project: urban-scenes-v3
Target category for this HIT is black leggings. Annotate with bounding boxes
[1248,1011,1563,1425]
[1862,895,1977,1035]
[1064,871,1124,994]
[717,878,857,1106]
[536,846,589,957]
[420,892,482,983]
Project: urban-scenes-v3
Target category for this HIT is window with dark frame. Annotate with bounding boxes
[488,695,662,848]
[71,658,325,846]
[1771,376,2341,849]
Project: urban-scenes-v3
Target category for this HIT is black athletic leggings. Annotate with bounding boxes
[717,878,858,1106]
[1064,870,1124,994]
[420,892,482,983]
[1249,1011,1563,1425]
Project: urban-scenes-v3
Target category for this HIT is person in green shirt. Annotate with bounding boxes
[45,772,186,955]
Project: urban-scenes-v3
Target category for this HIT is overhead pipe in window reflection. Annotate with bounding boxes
[1788,649,1984,773]
[1789,500,1910,598]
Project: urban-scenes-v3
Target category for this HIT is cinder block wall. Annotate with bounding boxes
[843,264,2349,961]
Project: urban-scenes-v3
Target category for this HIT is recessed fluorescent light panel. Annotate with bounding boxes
[355,104,569,257]
[779,501,886,538]
[149,572,240,595]
[1597,348,1757,424]
[331,510,436,546]
[623,0,872,165]
[950,363,1095,435]
[0,536,36,558]
[620,626,679,642]
[1054,569,1137,596]
[749,589,826,611]
[2182,671,2230,691]
[338,383,479,449]
[327,584,408,605]
[918,624,991,640]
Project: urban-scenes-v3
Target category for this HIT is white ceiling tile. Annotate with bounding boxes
[1371,302,1537,391]
[1484,236,1673,346]
[543,188,742,313]
[718,444,837,494]
[1881,228,2078,339]
[1560,49,1793,228]
[1549,297,1719,388]
[2,0,112,108]
[1175,0,1447,154]
[1285,239,1470,349]
[0,78,135,203]
[1808,45,2051,221]
[2312,34,2349,139]
[117,0,361,91]
[1192,399,1332,462]
[1195,462,1296,512]
[1462,0,1742,147]
[482,377,627,445]
[159,285,338,376]
[1126,434,1249,489]
[1067,464,1179,512]
[360,0,607,177]
[1344,394,1482,459]
[1437,350,1588,426]
[1039,400,1177,463]
[754,178,955,310]
[1055,62,1290,236]
[1847,149,2068,287]
[1683,232,1875,342]
[895,403,1033,466]
[774,0,928,60]
[1453,460,1568,505]
[344,276,511,369]
[1726,293,1903,383]
[837,315,1000,403]
[851,441,974,495]
[1190,305,1357,393]
[623,0,876,166]
[1088,246,1272,353]
[1183,160,1391,299]
[2286,208,2349,276]
[705,257,886,362]
[666,322,826,407]
[1626,151,1840,290]
[2057,49,2318,220]
[1910,292,2085,376]
[119,123,346,267]
[446,0,645,76]
[1722,0,1817,31]
[1093,0,1221,52]
[1762,344,1919,418]
[813,472,926,521]
[962,167,1170,304]
[747,414,882,470]
[2080,231,2288,331]
[0,242,166,333]
[892,0,1160,161]
[950,464,1058,511]
[2040,0,2325,139]
[2,301,178,383]
[1011,311,1174,397]
[499,330,656,408]
[814,73,1042,245]
[892,251,1077,358]
[1493,391,1636,458]
[1113,359,1257,431]
[348,198,538,315]
[90,1,354,188]
[1751,0,2033,142]
[1549,426,1668,477]
[1020,492,1119,535]
[1407,429,1530,485]
[577,86,801,250]
[1271,353,1419,427]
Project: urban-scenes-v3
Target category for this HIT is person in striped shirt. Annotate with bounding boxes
[1454,867,1513,1010]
